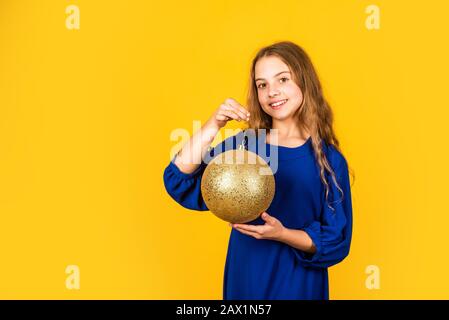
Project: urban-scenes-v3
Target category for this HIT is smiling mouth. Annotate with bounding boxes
[269,99,288,109]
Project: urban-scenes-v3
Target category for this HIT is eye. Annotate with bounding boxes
[257,83,266,89]
[280,77,289,83]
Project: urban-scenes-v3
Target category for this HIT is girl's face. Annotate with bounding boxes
[255,56,303,122]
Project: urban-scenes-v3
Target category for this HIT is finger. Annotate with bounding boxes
[223,99,249,120]
[219,104,241,119]
[216,114,229,121]
[222,104,248,121]
[236,105,250,119]
[230,104,250,120]
[234,227,261,239]
[224,98,239,107]
[233,223,262,234]
[261,212,275,225]
[218,109,241,122]
[233,106,250,121]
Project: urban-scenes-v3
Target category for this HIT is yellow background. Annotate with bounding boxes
[0,0,448,299]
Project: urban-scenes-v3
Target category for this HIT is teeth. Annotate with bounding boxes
[270,99,287,107]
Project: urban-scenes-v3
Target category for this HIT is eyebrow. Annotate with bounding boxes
[255,71,291,82]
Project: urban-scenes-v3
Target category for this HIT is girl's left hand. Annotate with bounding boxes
[230,212,285,241]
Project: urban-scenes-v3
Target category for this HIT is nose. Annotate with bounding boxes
[268,88,280,98]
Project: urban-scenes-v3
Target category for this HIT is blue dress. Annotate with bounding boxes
[163,130,353,300]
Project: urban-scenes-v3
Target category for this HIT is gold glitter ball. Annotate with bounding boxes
[201,149,275,223]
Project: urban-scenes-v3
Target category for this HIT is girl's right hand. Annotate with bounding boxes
[209,98,250,130]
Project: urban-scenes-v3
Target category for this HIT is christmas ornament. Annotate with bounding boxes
[201,140,275,223]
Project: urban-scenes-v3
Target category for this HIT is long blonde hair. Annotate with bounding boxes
[246,41,354,210]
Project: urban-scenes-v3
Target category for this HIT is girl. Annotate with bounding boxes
[163,41,353,300]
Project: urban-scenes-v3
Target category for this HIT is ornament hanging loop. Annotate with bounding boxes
[238,130,248,151]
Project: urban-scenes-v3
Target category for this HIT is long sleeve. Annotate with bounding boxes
[293,155,353,269]
[163,132,242,211]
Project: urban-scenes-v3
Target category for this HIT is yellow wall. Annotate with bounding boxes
[0,0,447,299]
